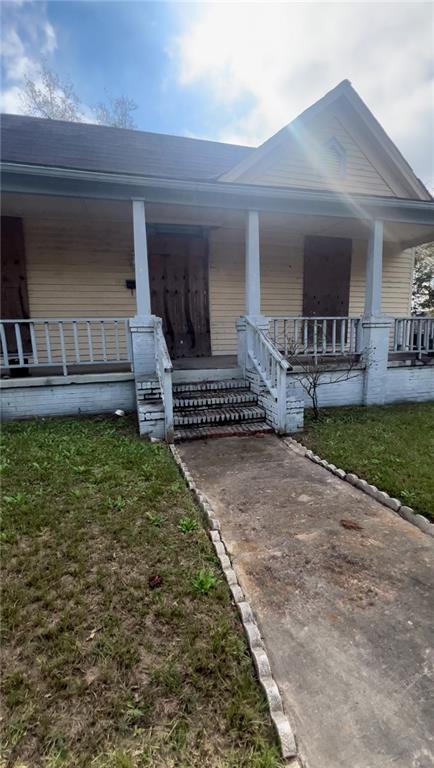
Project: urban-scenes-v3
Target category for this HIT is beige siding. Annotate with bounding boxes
[24,216,136,318]
[20,213,413,358]
[210,236,413,355]
[237,112,396,196]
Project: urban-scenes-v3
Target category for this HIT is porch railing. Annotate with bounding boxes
[0,318,132,376]
[245,316,289,433]
[392,317,434,359]
[154,317,174,442]
[268,316,363,358]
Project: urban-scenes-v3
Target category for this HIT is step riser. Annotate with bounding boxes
[175,422,273,442]
[174,393,255,409]
[173,379,249,394]
[174,406,265,427]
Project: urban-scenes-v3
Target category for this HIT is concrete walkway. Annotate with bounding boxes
[178,435,434,768]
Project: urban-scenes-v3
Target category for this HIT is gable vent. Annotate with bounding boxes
[322,137,346,178]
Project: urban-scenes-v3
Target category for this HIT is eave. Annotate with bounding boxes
[2,161,434,227]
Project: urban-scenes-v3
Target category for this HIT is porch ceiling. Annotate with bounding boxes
[2,192,433,246]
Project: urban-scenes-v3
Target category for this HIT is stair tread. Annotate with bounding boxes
[174,421,273,442]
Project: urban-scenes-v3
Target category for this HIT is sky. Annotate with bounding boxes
[1,1,433,190]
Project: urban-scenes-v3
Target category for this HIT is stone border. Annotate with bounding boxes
[169,444,300,764]
[283,437,434,539]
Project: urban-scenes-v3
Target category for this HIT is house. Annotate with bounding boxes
[1,79,433,440]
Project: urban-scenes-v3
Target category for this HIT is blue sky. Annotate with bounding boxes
[1,1,433,189]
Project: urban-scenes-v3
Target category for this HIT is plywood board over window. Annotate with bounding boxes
[303,236,352,317]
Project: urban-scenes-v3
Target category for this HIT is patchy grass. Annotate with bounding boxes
[299,403,434,521]
[0,417,283,768]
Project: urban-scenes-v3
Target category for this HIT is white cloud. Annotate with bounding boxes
[172,2,434,189]
[0,2,57,114]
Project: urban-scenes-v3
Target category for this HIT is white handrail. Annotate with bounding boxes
[153,317,174,443]
[0,317,132,375]
[245,316,289,433]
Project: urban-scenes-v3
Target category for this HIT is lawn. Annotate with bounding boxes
[0,417,283,768]
[299,402,434,521]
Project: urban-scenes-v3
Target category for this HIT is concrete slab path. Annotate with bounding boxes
[178,435,434,768]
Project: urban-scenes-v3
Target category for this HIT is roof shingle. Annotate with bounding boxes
[0,114,252,181]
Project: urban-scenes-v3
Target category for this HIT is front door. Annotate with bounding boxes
[303,235,352,317]
[148,234,211,359]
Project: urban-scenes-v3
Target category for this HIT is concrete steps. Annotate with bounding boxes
[172,377,270,441]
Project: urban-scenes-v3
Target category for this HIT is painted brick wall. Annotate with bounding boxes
[385,366,434,404]
[1,379,135,421]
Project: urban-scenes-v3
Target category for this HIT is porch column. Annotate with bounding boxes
[362,218,391,405]
[132,199,151,317]
[245,210,261,316]
[364,218,383,317]
[130,199,155,379]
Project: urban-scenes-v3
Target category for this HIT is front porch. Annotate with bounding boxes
[1,190,433,437]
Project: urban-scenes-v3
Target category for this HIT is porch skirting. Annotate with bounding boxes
[1,364,432,425]
[0,373,135,421]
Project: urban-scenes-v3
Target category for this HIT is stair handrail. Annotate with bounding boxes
[245,316,289,433]
[154,317,174,443]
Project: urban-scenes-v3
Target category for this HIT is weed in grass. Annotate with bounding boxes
[178,516,199,533]
[192,568,218,595]
[146,512,163,527]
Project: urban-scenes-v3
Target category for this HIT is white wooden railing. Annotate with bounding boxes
[154,317,174,442]
[0,318,132,375]
[392,317,434,359]
[268,316,363,358]
[245,317,289,433]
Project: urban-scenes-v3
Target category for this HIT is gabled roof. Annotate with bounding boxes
[1,82,431,201]
[219,80,431,201]
[0,114,252,182]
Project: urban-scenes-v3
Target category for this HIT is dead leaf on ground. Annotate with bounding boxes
[85,627,101,641]
[340,518,363,531]
[148,574,163,589]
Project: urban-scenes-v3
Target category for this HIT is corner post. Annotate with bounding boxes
[362,219,391,405]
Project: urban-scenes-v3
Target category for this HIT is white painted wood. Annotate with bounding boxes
[245,210,261,316]
[132,199,151,316]
[364,219,384,317]
[154,317,174,442]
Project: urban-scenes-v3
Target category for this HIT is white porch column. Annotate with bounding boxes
[362,218,391,405]
[132,199,151,317]
[245,210,261,316]
[130,199,155,380]
[364,218,384,317]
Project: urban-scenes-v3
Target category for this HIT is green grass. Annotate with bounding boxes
[299,403,434,520]
[0,416,283,768]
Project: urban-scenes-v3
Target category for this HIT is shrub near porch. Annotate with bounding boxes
[0,418,283,768]
[300,403,434,522]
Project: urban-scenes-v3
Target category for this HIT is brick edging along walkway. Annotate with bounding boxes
[169,444,300,765]
[283,437,434,539]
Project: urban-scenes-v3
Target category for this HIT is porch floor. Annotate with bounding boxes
[172,355,238,370]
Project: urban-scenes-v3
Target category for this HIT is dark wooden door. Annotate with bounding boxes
[148,234,211,359]
[303,236,352,317]
[1,216,31,353]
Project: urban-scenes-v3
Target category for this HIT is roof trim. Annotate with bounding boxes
[219,80,431,201]
[2,161,434,227]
